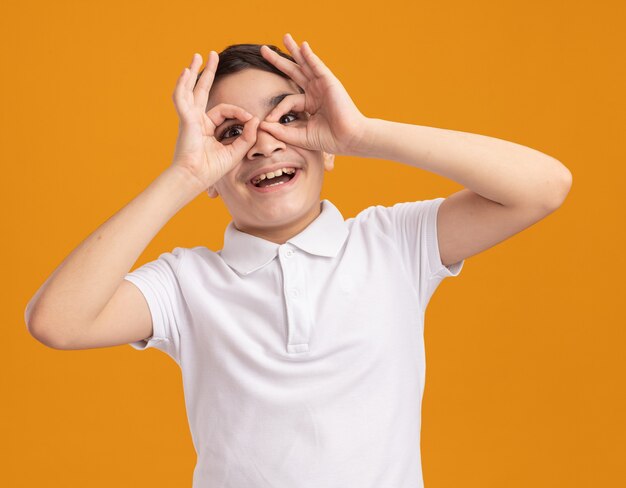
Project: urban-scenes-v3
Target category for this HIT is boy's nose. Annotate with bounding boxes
[246,126,286,159]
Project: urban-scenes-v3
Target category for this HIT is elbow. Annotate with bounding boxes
[28,323,71,350]
[24,300,41,341]
[553,166,573,208]
[539,163,573,211]
[25,303,68,350]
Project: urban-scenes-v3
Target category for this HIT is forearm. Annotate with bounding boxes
[354,118,572,208]
[26,165,201,338]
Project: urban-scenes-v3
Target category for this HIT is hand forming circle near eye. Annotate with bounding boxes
[258,33,369,157]
[170,52,261,193]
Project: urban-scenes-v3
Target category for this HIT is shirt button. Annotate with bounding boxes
[290,288,300,298]
[285,249,294,257]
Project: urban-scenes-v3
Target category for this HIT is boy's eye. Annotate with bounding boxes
[218,112,300,142]
[219,124,244,141]
[278,112,299,124]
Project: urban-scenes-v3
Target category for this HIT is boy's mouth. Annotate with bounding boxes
[250,167,297,186]
[248,168,301,194]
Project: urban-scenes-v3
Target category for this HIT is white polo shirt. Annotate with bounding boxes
[124,197,464,488]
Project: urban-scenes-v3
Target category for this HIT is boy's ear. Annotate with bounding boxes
[207,184,219,198]
[323,151,335,171]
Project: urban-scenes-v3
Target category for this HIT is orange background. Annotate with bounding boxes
[3,0,624,486]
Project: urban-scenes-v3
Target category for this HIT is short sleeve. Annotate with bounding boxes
[363,198,464,312]
[123,247,187,366]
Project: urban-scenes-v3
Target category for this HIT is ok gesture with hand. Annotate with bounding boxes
[258,33,369,157]
[171,52,260,193]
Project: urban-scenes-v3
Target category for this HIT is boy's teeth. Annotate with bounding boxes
[252,167,296,185]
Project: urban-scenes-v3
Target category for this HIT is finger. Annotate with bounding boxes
[300,40,334,79]
[193,51,219,110]
[180,54,202,112]
[184,53,203,94]
[205,103,253,135]
[264,94,306,123]
[229,116,260,160]
[259,120,310,149]
[282,33,315,80]
[172,67,192,118]
[259,45,309,88]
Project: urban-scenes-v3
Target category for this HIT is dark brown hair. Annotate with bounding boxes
[195,43,304,94]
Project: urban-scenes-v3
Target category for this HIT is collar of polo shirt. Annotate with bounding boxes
[220,199,349,276]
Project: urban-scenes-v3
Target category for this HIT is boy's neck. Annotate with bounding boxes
[235,201,323,245]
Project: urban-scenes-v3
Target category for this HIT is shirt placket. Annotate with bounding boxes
[278,244,311,354]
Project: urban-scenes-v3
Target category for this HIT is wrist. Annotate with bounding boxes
[348,117,384,159]
[162,165,207,201]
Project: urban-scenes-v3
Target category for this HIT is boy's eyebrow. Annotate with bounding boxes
[217,92,299,127]
[266,92,297,108]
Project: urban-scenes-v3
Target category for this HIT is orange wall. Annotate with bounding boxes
[3,0,624,486]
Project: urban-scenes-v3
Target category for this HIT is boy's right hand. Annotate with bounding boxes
[170,52,260,193]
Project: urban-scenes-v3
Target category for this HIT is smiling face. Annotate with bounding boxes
[205,68,335,244]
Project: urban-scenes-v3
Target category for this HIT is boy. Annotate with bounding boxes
[25,33,572,487]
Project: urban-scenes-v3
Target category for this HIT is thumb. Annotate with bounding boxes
[259,120,312,149]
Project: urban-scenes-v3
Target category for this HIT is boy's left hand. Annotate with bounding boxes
[258,33,369,157]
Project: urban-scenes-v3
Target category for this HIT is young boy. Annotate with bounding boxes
[25,33,572,487]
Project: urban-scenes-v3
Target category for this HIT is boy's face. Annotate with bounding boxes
[205,68,334,244]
